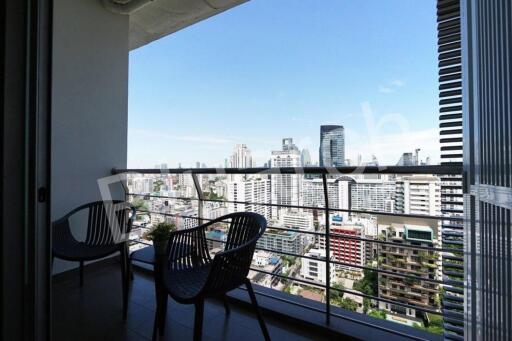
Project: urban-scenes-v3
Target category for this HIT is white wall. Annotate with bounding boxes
[52,0,129,272]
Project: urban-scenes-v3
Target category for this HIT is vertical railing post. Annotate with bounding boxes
[322,173,331,325]
[191,172,204,225]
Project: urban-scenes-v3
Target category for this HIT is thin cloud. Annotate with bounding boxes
[390,79,405,87]
[378,86,394,94]
[378,79,405,94]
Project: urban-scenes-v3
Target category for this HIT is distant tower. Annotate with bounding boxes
[301,149,312,167]
[414,148,421,165]
[319,125,345,167]
[271,138,302,218]
[229,144,252,168]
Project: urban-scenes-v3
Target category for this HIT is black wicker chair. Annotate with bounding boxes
[52,200,135,318]
[153,212,270,341]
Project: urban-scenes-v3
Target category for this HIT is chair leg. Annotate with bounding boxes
[129,259,134,281]
[120,248,129,320]
[152,267,168,337]
[152,310,158,341]
[245,279,271,341]
[79,261,84,286]
[194,300,204,341]
[157,292,168,336]
[222,294,231,315]
[152,292,167,341]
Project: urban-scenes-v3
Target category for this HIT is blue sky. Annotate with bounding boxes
[128,0,439,168]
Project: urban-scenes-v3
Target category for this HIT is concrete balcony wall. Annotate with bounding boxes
[51,0,129,273]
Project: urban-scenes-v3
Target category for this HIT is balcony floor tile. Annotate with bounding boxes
[52,261,335,341]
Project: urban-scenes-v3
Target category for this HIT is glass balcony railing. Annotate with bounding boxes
[112,165,463,339]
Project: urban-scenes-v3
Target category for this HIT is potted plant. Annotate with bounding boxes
[144,222,176,255]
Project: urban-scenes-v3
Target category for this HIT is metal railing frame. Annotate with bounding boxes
[114,165,464,330]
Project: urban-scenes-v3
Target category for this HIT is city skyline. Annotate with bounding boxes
[128,0,439,168]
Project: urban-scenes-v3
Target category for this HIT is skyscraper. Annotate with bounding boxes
[301,148,312,167]
[229,144,252,168]
[271,138,302,218]
[319,125,345,167]
[226,177,271,220]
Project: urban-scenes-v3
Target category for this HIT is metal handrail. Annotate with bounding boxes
[113,164,461,175]
[117,165,463,330]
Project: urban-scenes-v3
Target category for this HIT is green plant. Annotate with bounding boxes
[144,222,176,241]
[369,309,387,319]
[131,198,149,211]
[333,297,358,311]
[412,313,444,335]
[153,179,164,192]
[353,268,378,296]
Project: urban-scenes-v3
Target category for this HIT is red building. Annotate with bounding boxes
[330,224,364,267]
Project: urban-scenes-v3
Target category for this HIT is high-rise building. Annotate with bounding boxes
[394,175,441,216]
[226,177,271,220]
[377,221,441,321]
[301,148,312,167]
[349,175,396,213]
[330,221,365,269]
[316,215,365,269]
[436,2,464,337]
[302,177,341,209]
[229,144,252,168]
[271,138,302,218]
[319,125,345,167]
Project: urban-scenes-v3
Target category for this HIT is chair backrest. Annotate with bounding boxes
[224,212,267,251]
[202,212,267,295]
[61,200,133,246]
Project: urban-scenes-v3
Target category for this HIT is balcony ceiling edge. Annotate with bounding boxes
[128,0,248,50]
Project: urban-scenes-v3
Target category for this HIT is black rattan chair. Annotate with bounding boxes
[52,200,135,318]
[153,212,270,341]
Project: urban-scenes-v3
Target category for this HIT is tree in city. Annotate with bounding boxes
[369,309,387,320]
[353,268,377,297]
[281,255,296,268]
[413,313,443,335]
[337,297,358,312]
[132,198,149,211]
[153,179,164,192]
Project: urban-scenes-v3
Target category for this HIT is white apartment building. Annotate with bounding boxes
[271,138,302,218]
[281,210,315,246]
[301,248,334,284]
[350,176,396,213]
[257,229,303,256]
[394,175,441,216]
[227,177,271,220]
[281,210,314,232]
[203,201,228,220]
[129,177,154,194]
[302,178,340,209]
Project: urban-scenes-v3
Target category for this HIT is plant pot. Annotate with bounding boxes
[153,240,168,256]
